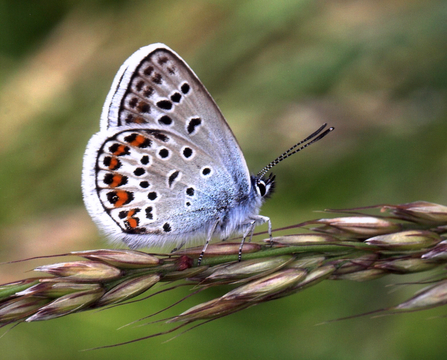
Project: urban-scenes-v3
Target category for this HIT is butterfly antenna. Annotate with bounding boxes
[257,123,334,178]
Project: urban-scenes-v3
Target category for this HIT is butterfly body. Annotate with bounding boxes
[82,43,273,251]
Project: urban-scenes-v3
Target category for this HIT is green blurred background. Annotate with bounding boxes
[1,0,447,359]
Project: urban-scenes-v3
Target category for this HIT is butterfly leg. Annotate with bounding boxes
[259,215,272,244]
[197,220,220,266]
[170,240,186,253]
[264,216,273,247]
[238,215,271,261]
[238,220,256,261]
[252,215,272,244]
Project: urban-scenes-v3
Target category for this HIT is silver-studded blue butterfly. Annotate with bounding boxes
[82,43,333,263]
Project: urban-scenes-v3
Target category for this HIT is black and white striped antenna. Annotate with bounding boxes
[257,123,334,178]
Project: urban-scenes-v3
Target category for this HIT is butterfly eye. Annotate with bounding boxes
[254,173,275,198]
[256,180,267,197]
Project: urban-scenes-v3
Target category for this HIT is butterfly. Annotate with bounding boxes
[82,43,333,263]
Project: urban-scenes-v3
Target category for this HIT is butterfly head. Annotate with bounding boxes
[253,173,276,200]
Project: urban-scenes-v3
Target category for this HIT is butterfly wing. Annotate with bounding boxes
[83,44,252,248]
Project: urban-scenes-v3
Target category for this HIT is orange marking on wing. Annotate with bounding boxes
[110,175,123,188]
[130,135,147,147]
[127,217,138,229]
[114,191,129,207]
[109,157,119,170]
[113,145,128,156]
[126,209,139,228]
[134,116,146,124]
